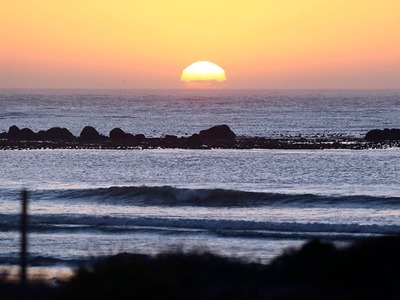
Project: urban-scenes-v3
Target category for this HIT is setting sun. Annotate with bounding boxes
[181,61,226,86]
[1,1,400,89]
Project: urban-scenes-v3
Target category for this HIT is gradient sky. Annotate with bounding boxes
[1,0,399,89]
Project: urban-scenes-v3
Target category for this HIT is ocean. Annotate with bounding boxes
[1,89,400,277]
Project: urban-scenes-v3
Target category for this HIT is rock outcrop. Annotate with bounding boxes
[365,128,400,141]
[110,128,127,140]
[199,124,236,140]
[1,124,399,150]
[80,126,103,141]
[37,127,74,141]
[8,126,36,140]
[187,133,202,148]
[8,125,20,138]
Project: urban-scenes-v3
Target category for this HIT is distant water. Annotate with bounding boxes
[1,89,400,138]
[0,89,400,270]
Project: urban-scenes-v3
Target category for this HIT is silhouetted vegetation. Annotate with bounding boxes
[1,236,400,299]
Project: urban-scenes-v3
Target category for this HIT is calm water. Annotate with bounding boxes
[0,89,399,270]
[1,89,400,138]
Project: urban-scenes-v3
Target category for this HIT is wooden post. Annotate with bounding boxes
[20,189,28,286]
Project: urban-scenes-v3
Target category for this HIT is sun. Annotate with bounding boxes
[181,61,226,86]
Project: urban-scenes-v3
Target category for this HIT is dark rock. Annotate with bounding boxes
[36,130,47,140]
[365,128,400,141]
[365,129,382,141]
[158,135,181,148]
[19,128,36,140]
[388,128,400,140]
[187,133,202,148]
[124,133,136,140]
[7,126,74,141]
[45,127,74,141]
[382,128,392,140]
[134,134,146,141]
[164,135,178,140]
[80,126,102,140]
[199,124,236,140]
[110,128,127,140]
[0,131,8,139]
[8,126,36,140]
[8,125,21,139]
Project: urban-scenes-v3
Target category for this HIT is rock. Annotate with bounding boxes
[164,135,178,140]
[365,128,400,141]
[80,126,102,140]
[8,126,36,140]
[8,125,21,139]
[386,128,400,140]
[109,130,146,143]
[199,125,236,140]
[0,131,8,139]
[110,128,127,140]
[365,129,382,141]
[36,130,46,140]
[19,128,36,140]
[44,127,75,140]
[124,133,136,140]
[187,133,202,148]
[134,134,146,141]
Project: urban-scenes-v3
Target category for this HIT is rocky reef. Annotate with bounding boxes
[365,128,400,141]
[0,125,399,150]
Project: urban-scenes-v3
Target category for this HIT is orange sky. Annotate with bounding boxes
[1,0,399,89]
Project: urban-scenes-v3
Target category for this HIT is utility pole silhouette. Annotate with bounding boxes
[20,189,28,287]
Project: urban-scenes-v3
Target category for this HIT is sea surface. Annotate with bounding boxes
[0,89,400,276]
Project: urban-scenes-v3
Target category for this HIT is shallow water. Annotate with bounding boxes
[1,148,399,268]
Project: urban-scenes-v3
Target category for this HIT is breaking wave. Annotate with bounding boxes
[1,213,399,240]
[31,185,400,207]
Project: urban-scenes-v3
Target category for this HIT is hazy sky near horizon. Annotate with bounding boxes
[1,1,399,89]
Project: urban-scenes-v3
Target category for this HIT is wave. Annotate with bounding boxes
[31,186,400,208]
[0,254,85,267]
[1,213,399,240]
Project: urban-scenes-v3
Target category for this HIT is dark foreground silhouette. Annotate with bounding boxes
[1,125,399,150]
[1,236,400,299]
